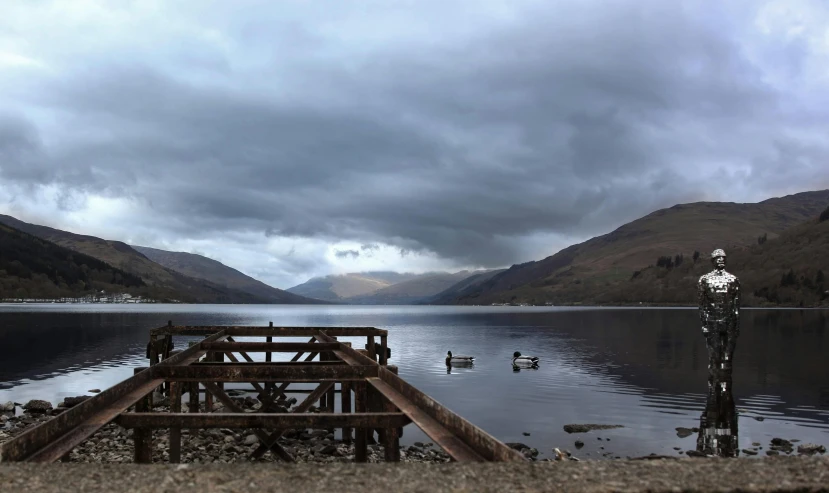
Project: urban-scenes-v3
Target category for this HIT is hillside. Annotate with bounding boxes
[0,222,146,299]
[347,270,495,304]
[0,215,293,304]
[441,189,829,305]
[597,206,829,307]
[420,269,506,304]
[132,245,319,304]
[287,272,422,302]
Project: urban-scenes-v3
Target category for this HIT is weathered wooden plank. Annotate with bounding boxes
[152,364,377,381]
[117,413,409,429]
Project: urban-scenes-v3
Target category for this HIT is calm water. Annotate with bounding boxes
[1,304,827,460]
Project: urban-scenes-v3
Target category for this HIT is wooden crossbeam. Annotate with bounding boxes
[117,413,409,429]
[152,365,377,381]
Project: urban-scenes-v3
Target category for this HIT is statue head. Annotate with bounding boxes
[710,249,726,271]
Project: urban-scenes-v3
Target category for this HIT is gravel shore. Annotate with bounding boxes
[1,397,451,464]
[1,458,828,492]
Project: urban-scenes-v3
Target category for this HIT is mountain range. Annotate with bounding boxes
[433,190,829,307]
[286,270,498,304]
[2,188,828,306]
[0,215,320,304]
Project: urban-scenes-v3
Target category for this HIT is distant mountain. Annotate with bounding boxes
[287,270,490,304]
[438,189,829,306]
[0,221,146,299]
[132,245,320,304]
[0,215,315,304]
[348,270,497,304]
[420,269,506,304]
[287,272,422,302]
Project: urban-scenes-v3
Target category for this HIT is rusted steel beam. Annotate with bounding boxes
[201,382,294,462]
[354,381,367,463]
[341,382,352,444]
[169,381,182,463]
[190,361,345,366]
[151,326,388,337]
[152,365,377,381]
[380,335,388,365]
[374,369,524,462]
[368,378,483,462]
[0,332,221,463]
[133,367,152,464]
[202,342,341,352]
[0,376,163,463]
[117,413,409,429]
[250,381,334,460]
[314,331,524,463]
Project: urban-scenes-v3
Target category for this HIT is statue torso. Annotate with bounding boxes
[699,270,739,325]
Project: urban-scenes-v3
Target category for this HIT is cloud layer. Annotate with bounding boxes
[2,0,829,287]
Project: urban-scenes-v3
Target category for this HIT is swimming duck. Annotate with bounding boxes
[446,351,475,365]
[512,351,539,366]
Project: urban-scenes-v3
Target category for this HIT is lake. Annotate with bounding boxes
[1,304,827,460]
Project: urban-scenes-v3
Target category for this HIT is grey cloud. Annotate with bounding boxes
[2,0,828,269]
[334,249,360,259]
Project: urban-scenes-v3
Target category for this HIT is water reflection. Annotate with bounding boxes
[0,305,827,459]
[697,369,739,457]
[512,364,540,373]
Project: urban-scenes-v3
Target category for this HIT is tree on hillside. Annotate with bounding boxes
[780,269,797,287]
[758,233,767,245]
[693,251,700,263]
[820,205,829,223]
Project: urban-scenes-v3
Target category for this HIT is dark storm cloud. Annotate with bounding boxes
[2,0,828,269]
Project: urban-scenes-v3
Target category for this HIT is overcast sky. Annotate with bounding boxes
[2,0,829,289]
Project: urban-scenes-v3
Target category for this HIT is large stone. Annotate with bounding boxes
[505,442,530,451]
[1,401,15,412]
[675,427,694,438]
[563,424,624,433]
[23,400,52,413]
[797,444,826,455]
[244,434,259,446]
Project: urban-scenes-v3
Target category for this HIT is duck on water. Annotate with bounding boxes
[446,351,475,366]
[512,351,539,367]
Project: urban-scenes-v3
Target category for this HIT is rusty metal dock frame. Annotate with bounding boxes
[0,324,525,463]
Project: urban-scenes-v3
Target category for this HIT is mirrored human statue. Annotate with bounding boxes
[696,369,739,457]
[697,249,741,372]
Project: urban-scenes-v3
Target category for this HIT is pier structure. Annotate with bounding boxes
[0,323,524,463]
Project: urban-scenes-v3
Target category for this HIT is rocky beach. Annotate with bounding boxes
[2,397,825,464]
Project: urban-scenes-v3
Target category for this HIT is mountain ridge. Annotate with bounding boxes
[437,189,829,306]
[0,214,319,304]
